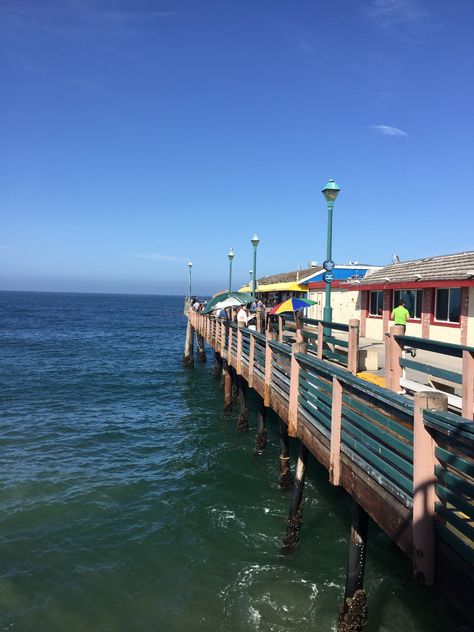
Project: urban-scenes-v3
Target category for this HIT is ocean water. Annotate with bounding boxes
[0,291,470,632]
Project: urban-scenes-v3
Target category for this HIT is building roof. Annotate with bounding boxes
[256,267,321,285]
[362,251,474,285]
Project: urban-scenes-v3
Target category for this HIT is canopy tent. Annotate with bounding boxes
[239,281,307,293]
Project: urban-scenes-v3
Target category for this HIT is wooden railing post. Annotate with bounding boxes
[278,316,284,343]
[317,321,324,360]
[413,391,448,585]
[236,324,243,375]
[386,325,405,392]
[295,310,303,343]
[248,333,255,388]
[462,350,474,420]
[228,325,234,367]
[347,319,360,375]
[288,342,307,437]
[264,330,276,406]
[329,377,343,486]
[220,320,226,357]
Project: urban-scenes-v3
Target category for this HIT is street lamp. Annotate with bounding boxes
[249,269,253,290]
[228,248,234,291]
[321,178,341,325]
[251,234,260,297]
[188,261,193,299]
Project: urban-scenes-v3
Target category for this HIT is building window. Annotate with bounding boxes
[435,288,461,323]
[393,289,422,319]
[369,290,383,316]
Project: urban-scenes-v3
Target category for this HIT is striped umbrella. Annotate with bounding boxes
[269,297,317,314]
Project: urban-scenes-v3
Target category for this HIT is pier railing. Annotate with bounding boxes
[385,327,474,419]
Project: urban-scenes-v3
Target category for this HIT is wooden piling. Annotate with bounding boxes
[282,442,308,548]
[255,396,267,452]
[337,501,369,632]
[196,332,206,363]
[223,360,232,415]
[212,350,222,378]
[236,375,249,432]
[182,319,195,368]
[278,419,292,488]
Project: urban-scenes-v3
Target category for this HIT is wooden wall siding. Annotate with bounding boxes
[187,310,474,621]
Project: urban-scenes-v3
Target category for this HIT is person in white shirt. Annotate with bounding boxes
[237,307,248,326]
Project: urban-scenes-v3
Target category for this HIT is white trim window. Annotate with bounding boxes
[435,288,461,323]
[368,290,383,316]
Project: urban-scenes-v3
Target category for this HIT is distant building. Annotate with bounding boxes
[356,251,474,345]
[305,265,382,322]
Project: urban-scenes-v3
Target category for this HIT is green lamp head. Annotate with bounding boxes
[322,178,341,203]
[251,234,260,248]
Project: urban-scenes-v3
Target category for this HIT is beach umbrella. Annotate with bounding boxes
[203,291,253,314]
[269,297,317,315]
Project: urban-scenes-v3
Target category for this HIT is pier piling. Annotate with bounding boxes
[278,419,292,488]
[236,375,249,432]
[196,333,206,363]
[223,360,232,415]
[255,396,267,452]
[337,501,369,632]
[283,442,308,549]
[182,319,195,368]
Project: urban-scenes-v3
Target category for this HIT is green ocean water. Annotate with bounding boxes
[0,292,470,631]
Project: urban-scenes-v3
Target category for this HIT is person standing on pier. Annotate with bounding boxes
[391,300,410,334]
[237,306,248,327]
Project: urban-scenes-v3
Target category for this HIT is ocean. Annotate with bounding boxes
[0,291,469,631]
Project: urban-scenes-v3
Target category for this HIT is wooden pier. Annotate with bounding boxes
[185,308,474,627]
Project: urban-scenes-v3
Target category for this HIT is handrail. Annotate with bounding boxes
[296,352,414,414]
[301,317,349,332]
[395,335,474,358]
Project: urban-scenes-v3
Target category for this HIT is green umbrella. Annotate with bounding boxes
[203,291,254,314]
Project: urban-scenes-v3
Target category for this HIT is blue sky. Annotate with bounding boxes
[1,1,473,296]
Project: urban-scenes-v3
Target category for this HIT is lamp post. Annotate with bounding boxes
[228,248,234,291]
[251,234,259,297]
[188,261,193,299]
[321,178,341,325]
[249,269,253,291]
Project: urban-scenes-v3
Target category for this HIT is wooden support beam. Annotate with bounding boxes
[283,442,309,548]
[413,391,447,585]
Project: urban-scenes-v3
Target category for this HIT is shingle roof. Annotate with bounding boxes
[257,267,321,284]
[363,251,474,284]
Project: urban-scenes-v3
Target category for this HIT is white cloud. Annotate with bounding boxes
[133,253,188,263]
[365,0,429,27]
[370,124,408,137]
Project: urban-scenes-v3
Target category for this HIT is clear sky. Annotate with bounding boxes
[1,1,473,296]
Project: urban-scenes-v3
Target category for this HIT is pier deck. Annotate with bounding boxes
[186,309,474,624]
